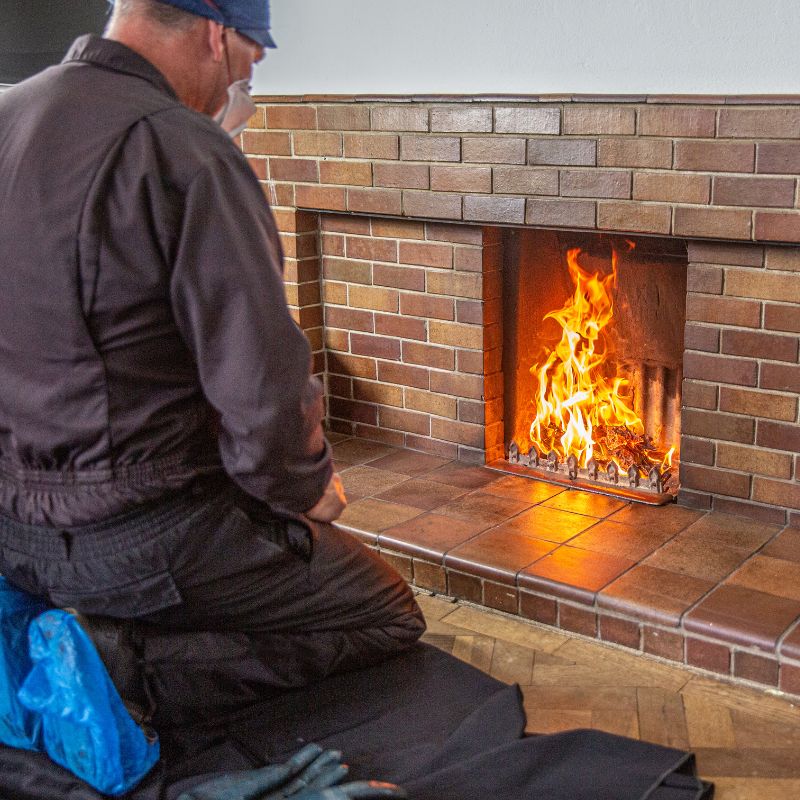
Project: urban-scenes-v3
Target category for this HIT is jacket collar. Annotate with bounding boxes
[63,35,179,101]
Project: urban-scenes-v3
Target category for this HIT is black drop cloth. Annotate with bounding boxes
[0,643,712,800]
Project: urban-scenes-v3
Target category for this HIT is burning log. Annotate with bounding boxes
[520,245,678,491]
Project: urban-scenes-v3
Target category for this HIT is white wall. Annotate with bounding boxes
[255,0,800,96]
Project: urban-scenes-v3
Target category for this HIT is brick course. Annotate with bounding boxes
[495,107,560,134]
[248,98,800,247]
[430,107,493,133]
[464,137,527,165]
[564,106,636,135]
[430,165,492,193]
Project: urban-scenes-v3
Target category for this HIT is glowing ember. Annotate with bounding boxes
[524,246,675,479]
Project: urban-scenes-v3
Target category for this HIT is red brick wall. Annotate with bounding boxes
[681,242,800,525]
[319,215,503,463]
[241,97,800,522]
[270,208,325,375]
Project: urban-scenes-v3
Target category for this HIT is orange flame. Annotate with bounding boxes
[528,247,669,474]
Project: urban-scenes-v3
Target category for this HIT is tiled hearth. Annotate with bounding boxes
[331,434,800,699]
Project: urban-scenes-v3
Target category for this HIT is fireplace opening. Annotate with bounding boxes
[495,229,688,505]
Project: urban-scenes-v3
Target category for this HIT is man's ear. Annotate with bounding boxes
[207,19,225,63]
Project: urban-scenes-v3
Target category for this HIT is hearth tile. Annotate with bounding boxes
[412,559,447,593]
[444,528,557,584]
[733,651,780,687]
[519,547,635,605]
[484,582,519,614]
[607,502,704,536]
[684,584,800,651]
[760,527,800,563]
[377,478,468,511]
[598,565,714,627]
[686,638,731,675]
[342,525,377,545]
[437,491,532,527]
[779,621,800,660]
[727,555,800,602]
[378,512,488,561]
[378,551,413,582]
[495,505,596,544]
[558,603,598,637]
[541,490,628,519]
[599,615,642,650]
[519,592,558,626]
[643,627,685,662]
[780,663,800,695]
[339,493,365,506]
[426,461,500,490]
[337,497,423,540]
[339,465,409,497]
[447,571,483,604]
[481,474,565,504]
[570,519,677,562]
[332,438,399,465]
[679,512,782,552]
[366,449,452,476]
[325,431,351,444]
[642,532,751,583]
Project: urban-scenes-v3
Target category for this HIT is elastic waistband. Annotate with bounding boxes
[0,474,230,559]
[0,452,201,487]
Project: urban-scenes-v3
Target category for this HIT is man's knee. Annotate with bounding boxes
[312,522,426,642]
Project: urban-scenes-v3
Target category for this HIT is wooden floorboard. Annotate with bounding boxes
[416,593,800,800]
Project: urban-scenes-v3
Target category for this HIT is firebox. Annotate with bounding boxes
[496,229,688,504]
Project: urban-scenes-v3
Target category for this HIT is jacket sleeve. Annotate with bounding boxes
[169,150,331,514]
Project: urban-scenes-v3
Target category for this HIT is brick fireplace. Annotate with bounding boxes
[239,96,800,695]
[242,96,800,526]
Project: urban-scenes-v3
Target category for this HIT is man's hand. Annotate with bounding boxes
[305,473,347,523]
[176,743,407,800]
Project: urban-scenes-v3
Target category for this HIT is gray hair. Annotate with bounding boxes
[107,0,201,31]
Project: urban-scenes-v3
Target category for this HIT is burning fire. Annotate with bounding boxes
[525,246,675,478]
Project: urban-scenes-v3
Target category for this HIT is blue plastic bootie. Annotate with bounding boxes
[0,577,48,750]
[18,610,160,796]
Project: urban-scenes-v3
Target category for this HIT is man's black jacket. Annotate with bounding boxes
[0,35,331,527]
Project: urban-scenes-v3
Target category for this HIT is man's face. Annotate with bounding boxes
[225,28,265,84]
[209,26,264,115]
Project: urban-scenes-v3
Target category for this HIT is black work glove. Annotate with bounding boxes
[177,743,406,800]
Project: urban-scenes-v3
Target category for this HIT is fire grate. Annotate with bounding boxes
[488,441,678,506]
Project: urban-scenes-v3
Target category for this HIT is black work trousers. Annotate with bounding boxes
[0,476,425,725]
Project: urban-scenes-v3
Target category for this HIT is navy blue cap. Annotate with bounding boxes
[147,0,276,48]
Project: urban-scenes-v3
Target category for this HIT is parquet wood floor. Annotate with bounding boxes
[417,593,800,800]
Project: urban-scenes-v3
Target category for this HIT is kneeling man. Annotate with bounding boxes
[0,0,424,722]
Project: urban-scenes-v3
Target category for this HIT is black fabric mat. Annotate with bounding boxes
[0,643,712,799]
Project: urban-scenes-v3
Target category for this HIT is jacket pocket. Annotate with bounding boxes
[48,570,183,618]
